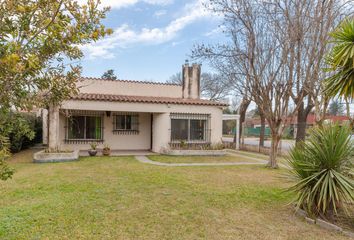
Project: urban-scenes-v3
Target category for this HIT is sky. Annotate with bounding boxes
[79,0,226,82]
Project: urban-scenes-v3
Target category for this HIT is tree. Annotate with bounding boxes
[167,72,231,101]
[102,69,117,80]
[193,0,296,168]
[192,0,350,167]
[277,0,345,145]
[324,19,354,100]
[0,0,111,179]
[0,0,111,110]
[328,100,345,116]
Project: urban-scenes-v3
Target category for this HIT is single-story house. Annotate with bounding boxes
[41,63,228,153]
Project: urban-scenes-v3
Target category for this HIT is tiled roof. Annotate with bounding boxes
[79,77,181,86]
[70,93,228,107]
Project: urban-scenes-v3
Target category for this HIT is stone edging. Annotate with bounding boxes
[295,208,354,238]
[33,150,79,163]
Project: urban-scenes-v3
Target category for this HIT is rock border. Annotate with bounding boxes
[295,208,354,238]
[33,150,79,163]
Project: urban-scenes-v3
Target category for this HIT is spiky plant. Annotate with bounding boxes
[287,124,354,218]
[324,18,354,98]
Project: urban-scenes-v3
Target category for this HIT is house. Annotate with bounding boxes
[42,63,228,153]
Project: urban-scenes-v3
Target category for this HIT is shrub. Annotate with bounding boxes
[1,112,39,153]
[0,136,14,181]
[286,124,354,218]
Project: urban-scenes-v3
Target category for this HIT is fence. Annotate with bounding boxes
[239,143,288,156]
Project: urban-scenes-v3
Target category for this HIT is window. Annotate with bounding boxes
[67,116,103,140]
[113,113,139,134]
[170,113,210,142]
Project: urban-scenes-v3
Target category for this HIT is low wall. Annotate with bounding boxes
[33,150,79,163]
[165,149,226,156]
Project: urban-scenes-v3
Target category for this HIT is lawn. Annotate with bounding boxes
[0,149,351,240]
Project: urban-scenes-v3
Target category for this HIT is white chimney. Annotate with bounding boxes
[182,62,201,99]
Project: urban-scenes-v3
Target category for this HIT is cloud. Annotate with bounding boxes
[154,9,167,18]
[78,0,173,9]
[204,25,225,37]
[81,0,212,59]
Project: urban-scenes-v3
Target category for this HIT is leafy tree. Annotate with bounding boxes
[102,69,117,80]
[328,100,345,116]
[287,124,354,217]
[0,0,111,180]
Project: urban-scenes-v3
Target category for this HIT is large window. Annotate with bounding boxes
[67,116,103,140]
[113,113,139,134]
[170,114,210,142]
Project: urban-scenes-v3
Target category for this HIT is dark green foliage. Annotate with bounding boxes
[287,124,354,217]
[0,135,14,181]
[324,19,354,99]
[328,100,345,116]
[101,69,117,80]
[1,112,36,153]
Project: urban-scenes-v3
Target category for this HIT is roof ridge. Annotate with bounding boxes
[78,93,222,102]
[79,77,181,86]
[73,93,228,106]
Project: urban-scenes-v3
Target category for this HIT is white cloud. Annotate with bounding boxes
[154,9,167,18]
[204,25,225,37]
[78,0,173,9]
[81,0,212,59]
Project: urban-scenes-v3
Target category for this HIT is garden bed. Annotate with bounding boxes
[33,150,79,163]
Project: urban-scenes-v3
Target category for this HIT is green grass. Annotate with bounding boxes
[0,149,350,239]
[148,154,262,163]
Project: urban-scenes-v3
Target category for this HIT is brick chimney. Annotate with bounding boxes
[182,62,201,99]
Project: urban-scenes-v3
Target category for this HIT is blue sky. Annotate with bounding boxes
[79,0,226,82]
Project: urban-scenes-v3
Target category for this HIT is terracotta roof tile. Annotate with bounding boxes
[79,77,181,86]
[70,93,228,107]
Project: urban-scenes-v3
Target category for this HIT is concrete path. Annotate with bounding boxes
[134,154,268,167]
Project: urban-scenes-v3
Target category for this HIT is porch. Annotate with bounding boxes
[43,105,220,153]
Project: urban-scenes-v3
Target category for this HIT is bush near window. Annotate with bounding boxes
[287,124,354,218]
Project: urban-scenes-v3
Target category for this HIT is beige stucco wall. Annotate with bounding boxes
[59,100,223,153]
[77,79,182,98]
[59,112,152,151]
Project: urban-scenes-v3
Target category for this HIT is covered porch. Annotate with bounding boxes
[43,96,224,153]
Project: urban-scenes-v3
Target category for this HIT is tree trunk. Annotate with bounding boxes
[296,104,307,145]
[268,132,280,168]
[259,112,265,148]
[48,105,59,151]
[295,102,313,145]
[238,98,251,144]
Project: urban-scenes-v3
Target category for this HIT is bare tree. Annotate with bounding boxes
[167,72,231,101]
[273,0,348,144]
[193,0,300,167]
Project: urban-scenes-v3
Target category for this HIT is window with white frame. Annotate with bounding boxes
[113,113,139,134]
[170,113,210,142]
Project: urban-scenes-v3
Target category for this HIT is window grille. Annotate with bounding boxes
[112,112,139,135]
[170,113,211,143]
[64,112,104,144]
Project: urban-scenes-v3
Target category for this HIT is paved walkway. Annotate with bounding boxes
[134,154,268,167]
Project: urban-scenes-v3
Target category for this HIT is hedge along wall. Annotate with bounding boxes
[9,112,42,153]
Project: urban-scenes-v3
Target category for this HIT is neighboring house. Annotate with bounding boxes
[42,63,228,153]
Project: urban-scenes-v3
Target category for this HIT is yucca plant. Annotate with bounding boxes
[324,18,354,98]
[287,124,354,218]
